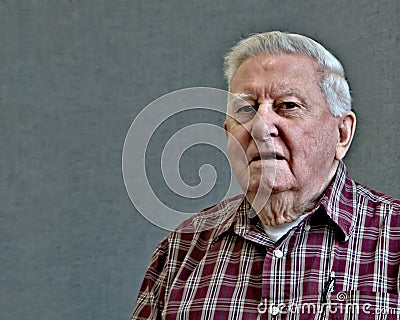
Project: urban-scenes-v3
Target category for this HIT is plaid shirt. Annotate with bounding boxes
[132,161,400,319]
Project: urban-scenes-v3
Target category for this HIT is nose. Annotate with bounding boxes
[250,106,279,141]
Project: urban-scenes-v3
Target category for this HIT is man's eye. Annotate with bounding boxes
[232,104,257,123]
[278,102,299,110]
[237,105,257,113]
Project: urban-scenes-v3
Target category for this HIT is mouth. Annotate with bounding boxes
[251,153,285,162]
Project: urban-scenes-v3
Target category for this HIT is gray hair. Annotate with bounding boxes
[224,31,352,116]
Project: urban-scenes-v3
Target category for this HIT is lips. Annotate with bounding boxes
[250,152,285,163]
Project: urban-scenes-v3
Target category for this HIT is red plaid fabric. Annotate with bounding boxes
[131,161,400,319]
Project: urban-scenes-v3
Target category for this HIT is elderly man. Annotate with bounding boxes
[131,32,400,319]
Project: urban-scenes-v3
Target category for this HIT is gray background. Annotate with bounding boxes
[1,1,399,319]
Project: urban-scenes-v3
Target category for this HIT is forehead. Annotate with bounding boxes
[230,53,322,94]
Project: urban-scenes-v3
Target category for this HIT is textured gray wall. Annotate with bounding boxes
[1,1,399,319]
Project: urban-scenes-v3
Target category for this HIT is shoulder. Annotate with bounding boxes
[173,194,244,235]
[355,181,400,210]
[148,195,244,275]
[153,194,244,252]
[353,181,400,231]
[153,195,244,255]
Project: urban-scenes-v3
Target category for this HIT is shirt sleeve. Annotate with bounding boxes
[131,237,170,320]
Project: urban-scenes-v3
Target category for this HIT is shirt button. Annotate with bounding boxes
[270,305,280,316]
[273,249,284,258]
[304,224,311,231]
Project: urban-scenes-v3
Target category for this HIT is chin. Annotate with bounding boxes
[268,172,294,193]
[246,178,275,194]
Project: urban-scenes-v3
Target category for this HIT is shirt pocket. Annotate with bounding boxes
[326,290,400,320]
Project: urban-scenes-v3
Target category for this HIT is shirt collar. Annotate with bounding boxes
[314,160,357,241]
[204,161,357,242]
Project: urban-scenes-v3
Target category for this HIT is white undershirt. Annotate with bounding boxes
[261,214,308,242]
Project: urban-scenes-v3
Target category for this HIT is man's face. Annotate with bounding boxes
[225,53,342,200]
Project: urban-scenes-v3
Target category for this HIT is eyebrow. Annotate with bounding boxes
[229,87,308,108]
[232,88,305,99]
[271,87,302,98]
[233,92,255,99]
[229,92,256,104]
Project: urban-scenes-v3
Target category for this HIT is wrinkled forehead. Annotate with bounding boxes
[226,55,325,110]
[229,53,324,88]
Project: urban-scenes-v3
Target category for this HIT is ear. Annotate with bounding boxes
[224,120,229,138]
[335,111,356,160]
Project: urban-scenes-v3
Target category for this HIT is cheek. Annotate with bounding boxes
[314,120,339,153]
[227,136,246,163]
[226,125,250,154]
[288,124,337,161]
[226,127,251,168]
